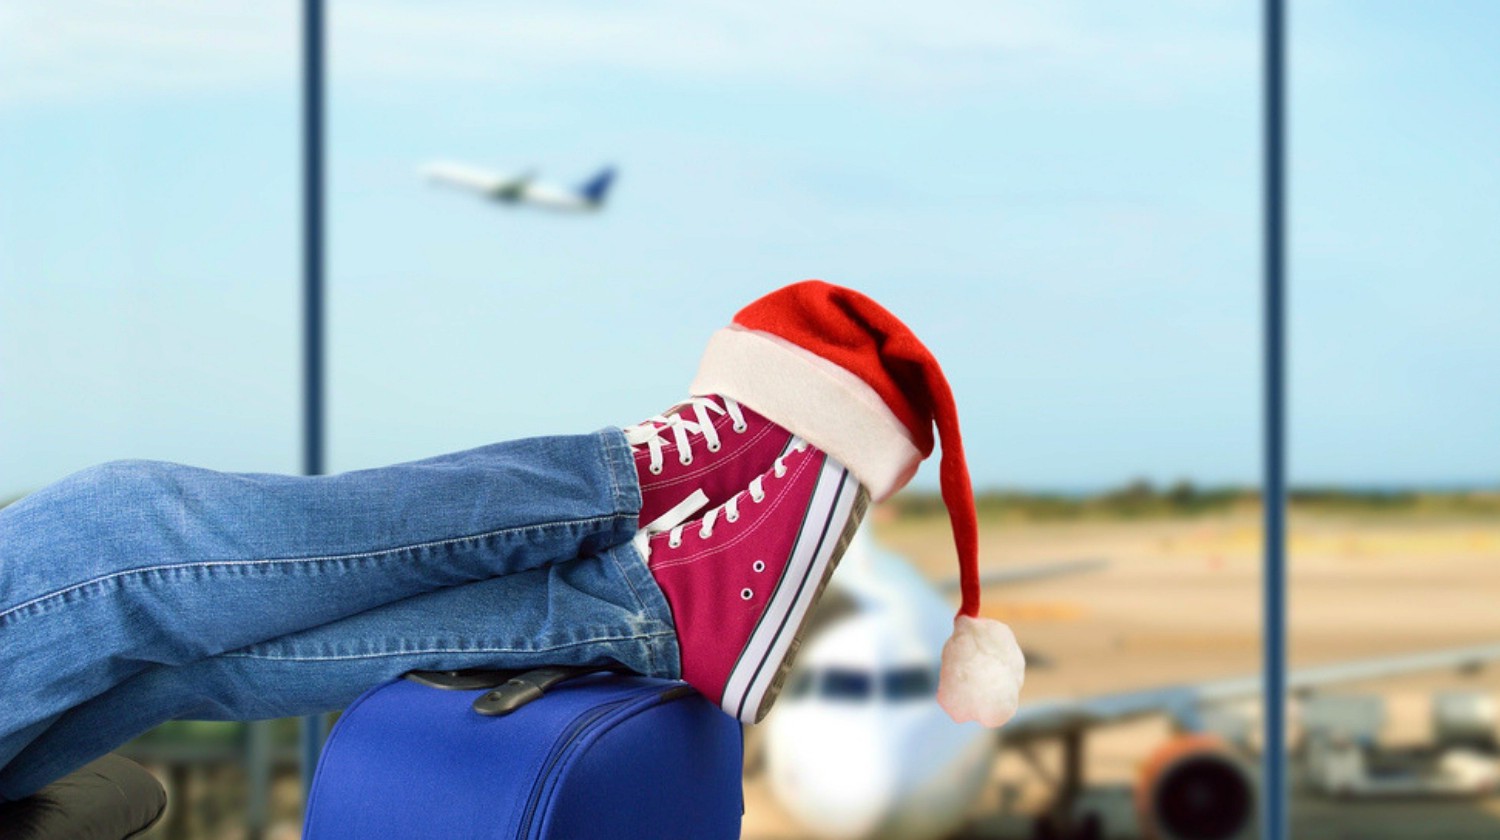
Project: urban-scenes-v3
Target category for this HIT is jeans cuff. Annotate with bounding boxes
[597,427,643,522]
[604,540,681,681]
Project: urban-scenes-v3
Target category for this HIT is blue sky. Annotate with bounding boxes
[2,1,1496,498]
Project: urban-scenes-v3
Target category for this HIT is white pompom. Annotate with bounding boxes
[937,615,1025,727]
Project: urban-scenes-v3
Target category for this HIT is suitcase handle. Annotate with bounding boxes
[403,669,516,691]
[472,665,628,717]
[402,666,632,715]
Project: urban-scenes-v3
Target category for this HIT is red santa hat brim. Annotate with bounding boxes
[691,324,924,502]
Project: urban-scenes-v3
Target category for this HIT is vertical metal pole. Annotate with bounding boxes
[299,0,327,801]
[1262,0,1288,838]
[245,720,273,839]
[302,0,325,476]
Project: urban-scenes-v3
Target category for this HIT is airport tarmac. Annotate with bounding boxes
[743,510,1500,839]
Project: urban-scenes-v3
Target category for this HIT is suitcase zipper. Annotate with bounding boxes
[515,687,685,839]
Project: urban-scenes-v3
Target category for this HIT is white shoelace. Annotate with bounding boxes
[661,439,807,550]
[623,396,748,477]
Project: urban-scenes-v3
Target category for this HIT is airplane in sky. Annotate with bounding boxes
[759,524,1500,840]
[420,162,616,212]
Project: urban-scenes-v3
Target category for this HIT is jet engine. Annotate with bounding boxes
[1135,734,1256,840]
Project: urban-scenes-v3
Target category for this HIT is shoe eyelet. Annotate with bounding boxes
[649,464,663,476]
[751,492,765,504]
[752,560,765,573]
[699,526,713,540]
[668,534,682,548]
[680,454,693,466]
[773,465,786,479]
[733,423,748,434]
[707,441,721,453]
[740,588,753,600]
[726,511,739,523]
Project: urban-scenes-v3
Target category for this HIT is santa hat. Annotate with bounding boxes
[690,280,1025,727]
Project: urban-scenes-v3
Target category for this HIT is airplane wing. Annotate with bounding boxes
[1001,642,1500,742]
[939,558,1108,593]
[420,162,530,198]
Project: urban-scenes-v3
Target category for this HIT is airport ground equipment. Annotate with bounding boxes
[0,753,167,840]
[1299,694,1384,749]
[303,667,744,839]
[1433,691,1498,752]
[1301,691,1500,798]
[1304,735,1499,798]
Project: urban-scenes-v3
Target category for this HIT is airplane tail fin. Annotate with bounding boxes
[578,166,616,205]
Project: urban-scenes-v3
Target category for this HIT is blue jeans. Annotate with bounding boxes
[0,429,680,800]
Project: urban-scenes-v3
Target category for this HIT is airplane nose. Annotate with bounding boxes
[773,731,898,839]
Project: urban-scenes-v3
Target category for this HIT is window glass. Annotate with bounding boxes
[1290,3,1500,835]
[0,2,1278,835]
[883,667,937,702]
[1,3,300,489]
[821,669,875,702]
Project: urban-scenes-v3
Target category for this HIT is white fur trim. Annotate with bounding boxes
[937,615,1025,728]
[689,326,923,501]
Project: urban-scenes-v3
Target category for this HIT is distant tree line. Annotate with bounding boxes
[3,484,1496,521]
[888,479,1500,521]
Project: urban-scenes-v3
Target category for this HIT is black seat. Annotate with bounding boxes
[0,754,166,840]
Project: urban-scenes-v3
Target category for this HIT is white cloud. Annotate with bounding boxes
[0,0,1253,107]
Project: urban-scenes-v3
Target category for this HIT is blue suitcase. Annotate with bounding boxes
[303,667,744,840]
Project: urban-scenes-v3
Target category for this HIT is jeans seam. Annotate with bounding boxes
[217,631,676,661]
[0,513,626,625]
[606,429,625,513]
[599,426,641,518]
[608,548,649,614]
[644,632,660,676]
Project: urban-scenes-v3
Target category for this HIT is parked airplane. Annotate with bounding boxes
[420,162,616,212]
[761,525,1500,840]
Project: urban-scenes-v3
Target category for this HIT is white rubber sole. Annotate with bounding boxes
[720,453,870,724]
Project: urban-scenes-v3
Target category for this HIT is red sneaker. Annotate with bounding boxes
[624,395,796,532]
[640,439,870,723]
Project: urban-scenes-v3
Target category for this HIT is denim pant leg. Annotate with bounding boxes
[0,430,642,782]
[0,541,679,800]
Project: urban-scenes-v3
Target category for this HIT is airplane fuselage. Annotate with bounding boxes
[488,182,600,212]
[420,161,613,213]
